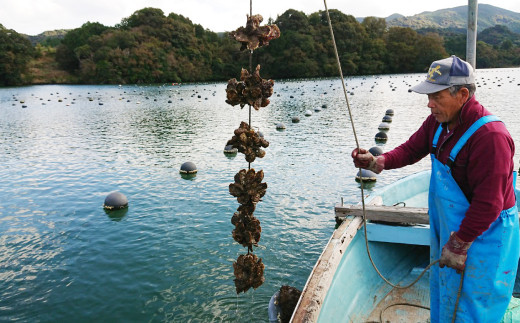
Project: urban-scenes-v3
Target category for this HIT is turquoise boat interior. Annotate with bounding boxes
[314,170,520,322]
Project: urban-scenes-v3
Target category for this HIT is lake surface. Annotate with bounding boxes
[1,68,519,322]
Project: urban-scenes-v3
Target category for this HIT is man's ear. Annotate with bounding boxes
[459,87,470,103]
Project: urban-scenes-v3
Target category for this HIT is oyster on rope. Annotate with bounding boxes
[231,212,261,250]
[229,168,267,205]
[230,14,280,51]
[225,65,274,110]
[233,253,265,293]
[226,121,269,163]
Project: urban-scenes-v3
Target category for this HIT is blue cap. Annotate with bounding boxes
[410,55,475,94]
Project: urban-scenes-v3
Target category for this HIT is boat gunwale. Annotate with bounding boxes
[290,216,363,322]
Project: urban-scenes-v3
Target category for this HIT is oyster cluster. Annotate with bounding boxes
[229,168,267,204]
[231,212,261,251]
[233,253,265,294]
[227,121,269,163]
[230,14,280,51]
[226,65,274,110]
[229,168,265,251]
[278,285,302,323]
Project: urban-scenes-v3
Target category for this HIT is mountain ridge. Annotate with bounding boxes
[385,4,520,33]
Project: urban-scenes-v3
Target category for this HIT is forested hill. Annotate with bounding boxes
[1,6,520,86]
[386,4,520,33]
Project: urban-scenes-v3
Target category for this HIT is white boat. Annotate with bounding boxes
[289,170,520,322]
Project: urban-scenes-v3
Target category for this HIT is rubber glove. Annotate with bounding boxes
[351,148,385,174]
[439,232,473,274]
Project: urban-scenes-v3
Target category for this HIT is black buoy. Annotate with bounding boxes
[369,146,383,157]
[321,104,328,109]
[180,161,197,174]
[378,123,390,130]
[224,144,238,154]
[103,191,128,210]
[385,109,394,116]
[375,131,388,143]
[355,169,377,182]
[382,115,392,123]
[292,116,300,123]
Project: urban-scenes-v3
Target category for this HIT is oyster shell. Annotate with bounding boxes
[230,14,280,51]
[226,121,269,163]
[231,212,261,250]
[226,65,274,110]
[229,168,267,205]
[233,253,265,293]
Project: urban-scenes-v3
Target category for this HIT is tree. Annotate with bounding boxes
[414,33,448,71]
[0,25,34,85]
[385,27,419,73]
[476,41,498,68]
[56,22,109,71]
[120,8,166,29]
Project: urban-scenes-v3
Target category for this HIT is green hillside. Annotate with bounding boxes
[387,4,520,33]
[1,5,520,86]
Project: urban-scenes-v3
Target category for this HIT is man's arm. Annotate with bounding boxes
[382,116,435,170]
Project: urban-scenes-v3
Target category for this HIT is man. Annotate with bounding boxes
[352,55,519,322]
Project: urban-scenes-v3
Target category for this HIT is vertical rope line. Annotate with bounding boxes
[248,0,253,171]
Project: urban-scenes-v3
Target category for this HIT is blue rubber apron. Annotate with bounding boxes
[429,115,520,322]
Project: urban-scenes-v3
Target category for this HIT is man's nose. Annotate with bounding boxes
[427,98,435,109]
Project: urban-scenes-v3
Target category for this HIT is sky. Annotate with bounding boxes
[1,0,520,36]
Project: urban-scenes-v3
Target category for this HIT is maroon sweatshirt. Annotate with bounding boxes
[383,95,516,242]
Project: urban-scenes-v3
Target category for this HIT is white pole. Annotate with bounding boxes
[466,0,478,69]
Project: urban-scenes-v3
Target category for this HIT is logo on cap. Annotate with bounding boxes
[427,65,442,82]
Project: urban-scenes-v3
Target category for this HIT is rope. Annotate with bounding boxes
[248,0,253,171]
[322,1,464,321]
[380,303,430,323]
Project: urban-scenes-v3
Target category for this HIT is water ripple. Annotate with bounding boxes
[1,70,519,321]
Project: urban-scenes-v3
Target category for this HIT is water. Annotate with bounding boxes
[1,68,519,322]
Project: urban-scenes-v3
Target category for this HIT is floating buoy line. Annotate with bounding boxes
[322,0,463,321]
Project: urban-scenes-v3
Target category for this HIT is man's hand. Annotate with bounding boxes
[351,148,385,174]
[439,232,473,274]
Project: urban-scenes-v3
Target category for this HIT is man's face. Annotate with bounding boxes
[427,88,468,129]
